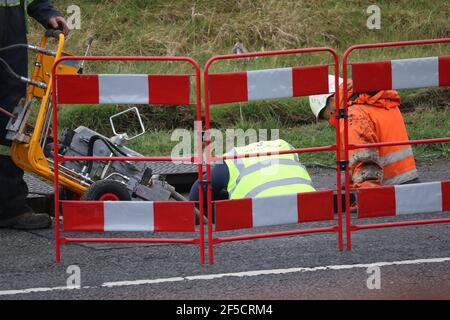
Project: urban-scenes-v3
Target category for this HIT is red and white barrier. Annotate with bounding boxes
[352,56,450,92]
[215,190,334,231]
[62,201,196,232]
[56,74,191,105]
[208,64,330,104]
[357,181,450,219]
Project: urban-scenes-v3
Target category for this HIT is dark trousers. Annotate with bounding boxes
[0,156,30,218]
[0,6,30,217]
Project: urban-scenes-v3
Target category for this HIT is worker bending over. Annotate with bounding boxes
[189,139,315,202]
[309,75,418,188]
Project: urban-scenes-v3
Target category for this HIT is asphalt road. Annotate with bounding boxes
[0,160,449,300]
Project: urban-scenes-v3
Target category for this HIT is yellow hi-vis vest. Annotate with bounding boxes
[224,139,315,199]
[0,0,34,7]
[1,0,34,32]
[0,0,21,7]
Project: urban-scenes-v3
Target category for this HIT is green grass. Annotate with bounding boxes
[23,0,450,163]
[31,0,449,59]
[405,107,450,161]
[123,100,450,166]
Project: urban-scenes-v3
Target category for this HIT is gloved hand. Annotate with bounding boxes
[47,16,70,36]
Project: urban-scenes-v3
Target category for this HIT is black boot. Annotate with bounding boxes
[0,211,52,230]
[0,155,52,230]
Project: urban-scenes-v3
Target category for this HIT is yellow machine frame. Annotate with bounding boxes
[11,33,87,195]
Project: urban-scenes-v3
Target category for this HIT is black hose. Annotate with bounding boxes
[0,56,47,88]
[0,43,55,56]
[0,56,23,82]
[86,136,114,174]
[0,43,29,53]
[0,44,52,89]
[87,135,128,157]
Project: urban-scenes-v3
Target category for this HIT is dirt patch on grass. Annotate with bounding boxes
[401,87,450,113]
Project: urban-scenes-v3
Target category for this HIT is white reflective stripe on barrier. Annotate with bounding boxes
[104,201,154,231]
[251,193,298,227]
[247,68,293,101]
[99,74,149,104]
[394,181,443,215]
[391,57,439,89]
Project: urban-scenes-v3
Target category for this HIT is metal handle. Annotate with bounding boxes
[45,29,62,39]
[109,107,146,142]
[78,36,95,74]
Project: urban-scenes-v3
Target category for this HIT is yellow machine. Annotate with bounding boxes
[2,31,191,203]
[5,31,87,195]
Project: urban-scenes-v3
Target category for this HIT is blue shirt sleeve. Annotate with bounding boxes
[189,163,230,201]
[27,0,61,28]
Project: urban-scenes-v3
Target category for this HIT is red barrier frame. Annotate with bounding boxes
[51,56,205,263]
[204,48,343,264]
[342,38,450,250]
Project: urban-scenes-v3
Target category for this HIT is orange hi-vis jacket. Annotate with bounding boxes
[331,81,418,188]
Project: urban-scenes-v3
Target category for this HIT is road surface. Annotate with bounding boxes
[0,160,449,300]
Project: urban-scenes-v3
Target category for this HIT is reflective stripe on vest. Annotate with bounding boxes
[224,140,315,199]
[1,0,21,6]
[227,158,308,196]
[0,0,34,32]
[0,146,11,156]
[380,146,414,166]
[381,145,417,184]
[349,148,380,167]
[350,145,417,185]
[244,177,313,198]
[384,168,418,185]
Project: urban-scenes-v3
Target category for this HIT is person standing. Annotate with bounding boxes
[0,0,68,229]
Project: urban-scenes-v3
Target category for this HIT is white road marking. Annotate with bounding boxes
[0,286,79,296]
[1,257,449,296]
[102,277,184,288]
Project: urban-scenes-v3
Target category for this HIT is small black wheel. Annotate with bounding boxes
[81,180,131,201]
